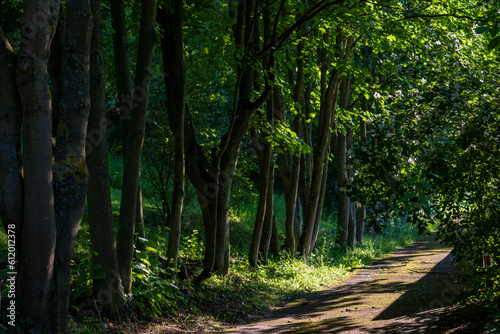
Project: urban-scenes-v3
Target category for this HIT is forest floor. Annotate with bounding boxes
[91,234,498,333]
[215,235,496,334]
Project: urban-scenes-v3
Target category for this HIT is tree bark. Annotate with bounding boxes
[249,94,274,266]
[51,0,92,330]
[16,0,61,330]
[310,145,330,249]
[259,159,275,264]
[356,46,372,245]
[254,0,276,266]
[248,131,271,266]
[336,129,349,250]
[0,29,23,240]
[348,202,356,248]
[110,0,133,119]
[87,0,125,316]
[117,0,157,293]
[356,99,368,245]
[356,202,366,245]
[335,75,352,250]
[158,0,186,278]
[269,213,281,257]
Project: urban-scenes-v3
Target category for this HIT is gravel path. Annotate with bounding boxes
[222,235,465,333]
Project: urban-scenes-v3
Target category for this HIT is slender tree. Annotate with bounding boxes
[116,0,157,292]
[158,0,186,277]
[86,0,125,315]
[301,30,342,257]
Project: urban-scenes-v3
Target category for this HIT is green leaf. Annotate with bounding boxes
[421,202,431,216]
[475,26,491,34]
[404,176,418,186]
[488,36,500,50]
[402,203,416,211]
[136,251,148,260]
[397,192,417,203]
[419,180,432,190]
[149,257,161,268]
[90,263,103,270]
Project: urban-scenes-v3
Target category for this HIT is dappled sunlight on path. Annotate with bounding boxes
[220,235,465,333]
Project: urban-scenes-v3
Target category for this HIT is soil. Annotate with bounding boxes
[218,235,491,334]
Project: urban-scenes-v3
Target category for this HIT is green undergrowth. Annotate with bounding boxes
[164,209,420,331]
[0,185,420,333]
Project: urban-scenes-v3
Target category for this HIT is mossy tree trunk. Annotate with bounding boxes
[51,0,93,331]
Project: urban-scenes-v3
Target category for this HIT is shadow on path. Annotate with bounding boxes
[221,235,466,333]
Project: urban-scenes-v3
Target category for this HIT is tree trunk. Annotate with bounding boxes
[346,123,356,248]
[47,12,64,140]
[214,154,237,274]
[0,29,23,240]
[249,83,274,266]
[356,203,366,245]
[110,0,133,119]
[310,145,330,249]
[16,1,61,330]
[51,0,92,330]
[269,213,281,257]
[301,60,340,257]
[348,202,356,248]
[256,0,276,265]
[135,181,147,252]
[336,130,349,250]
[248,137,271,266]
[184,110,217,282]
[356,90,369,246]
[87,0,125,316]
[158,0,186,277]
[117,0,157,293]
[259,159,274,264]
[335,74,352,250]
[109,0,146,256]
[277,44,302,257]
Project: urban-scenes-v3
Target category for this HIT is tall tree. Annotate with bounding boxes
[301,30,342,257]
[116,0,158,293]
[108,0,147,256]
[158,0,186,278]
[248,1,276,266]
[86,0,125,316]
[15,0,61,329]
[187,0,272,280]
[186,0,343,280]
[50,0,93,331]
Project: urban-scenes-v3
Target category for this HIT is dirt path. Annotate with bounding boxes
[221,235,466,333]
